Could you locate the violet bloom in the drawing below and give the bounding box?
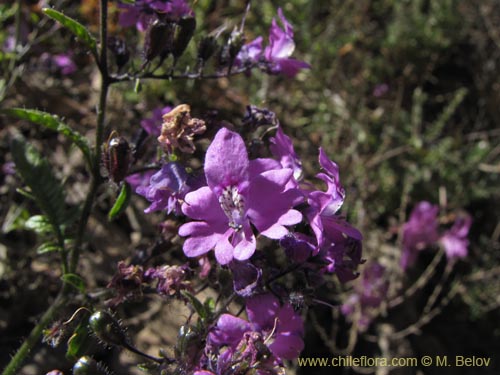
[305,148,347,247]
[270,126,303,182]
[246,293,304,360]
[179,128,302,265]
[141,106,172,136]
[341,262,389,331]
[235,36,263,68]
[439,214,472,260]
[52,54,77,75]
[401,201,439,270]
[118,0,193,31]
[264,8,310,77]
[136,162,189,214]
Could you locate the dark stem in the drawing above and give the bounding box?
[1,3,110,374]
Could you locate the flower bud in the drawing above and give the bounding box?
[219,28,245,68]
[107,37,129,69]
[197,36,218,62]
[89,311,128,347]
[144,20,175,62]
[72,356,109,375]
[102,133,131,183]
[172,16,196,59]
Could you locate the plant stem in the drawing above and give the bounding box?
[1,3,110,374]
[70,0,109,273]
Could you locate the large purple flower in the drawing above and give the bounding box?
[270,126,303,183]
[179,128,302,264]
[264,8,311,77]
[401,201,439,270]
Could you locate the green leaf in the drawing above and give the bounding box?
[61,273,86,293]
[4,108,92,168]
[11,138,68,235]
[66,322,92,360]
[42,8,98,59]
[37,241,63,254]
[181,291,208,321]
[108,182,131,221]
[25,215,53,234]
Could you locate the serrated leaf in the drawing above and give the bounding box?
[108,182,131,221]
[66,322,92,360]
[11,138,68,235]
[4,108,92,168]
[42,8,98,59]
[25,215,53,234]
[37,242,63,254]
[181,291,207,321]
[61,273,86,293]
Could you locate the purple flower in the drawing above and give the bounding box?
[270,126,303,182]
[118,0,193,31]
[305,148,346,247]
[246,293,304,360]
[143,264,191,296]
[317,216,363,282]
[373,83,389,98]
[52,54,77,75]
[205,294,304,373]
[229,261,262,297]
[235,36,263,67]
[439,214,472,260]
[263,8,310,77]
[401,202,439,270]
[141,106,172,136]
[136,162,189,214]
[341,262,389,331]
[179,128,302,265]
[125,170,155,191]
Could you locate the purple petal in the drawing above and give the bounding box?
[269,333,304,360]
[205,128,249,193]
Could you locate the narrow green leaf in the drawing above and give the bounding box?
[25,215,53,234]
[42,8,98,58]
[61,273,86,293]
[108,182,131,221]
[11,138,68,234]
[4,108,92,168]
[37,241,63,254]
[66,322,92,360]
[181,291,207,321]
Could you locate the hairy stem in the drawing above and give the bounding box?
[1,294,67,375]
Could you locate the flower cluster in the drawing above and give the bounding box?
[401,201,472,269]
[236,8,310,77]
[132,106,363,368]
[199,294,304,374]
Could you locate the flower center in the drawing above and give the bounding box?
[219,185,245,230]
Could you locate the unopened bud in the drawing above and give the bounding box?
[219,28,245,68]
[72,356,109,375]
[144,20,175,62]
[107,37,129,69]
[172,16,196,59]
[197,36,218,62]
[89,311,128,347]
[102,132,131,183]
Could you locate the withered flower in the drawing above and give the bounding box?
[158,104,206,154]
